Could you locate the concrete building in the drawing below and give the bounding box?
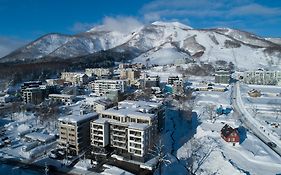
[85,98,114,113]
[49,94,75,105]
[85,68,112,79]
[144,75,160,88]
[61,72,88,86]
[215,70,230,84]
[120,69,141,83]
[243,70,281,86]
[91,100,165,162]
[58,113,98,155]
[92,79,127,96]
[22,87,43,104]
[46,79,64,86]
[21,82,52,104]
[168,76,180,85]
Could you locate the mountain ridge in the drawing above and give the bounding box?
[1,21,281,70]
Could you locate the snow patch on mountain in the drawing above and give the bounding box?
[133,42,190,65]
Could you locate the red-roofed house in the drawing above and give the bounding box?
[221,124,240,145]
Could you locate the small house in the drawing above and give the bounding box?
[221,124,240,145]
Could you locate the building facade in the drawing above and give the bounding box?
[85,68,112,79]
[90,100,165,162]
[61,72,88,85]
[92,79,127,96]
[215,70,230,84]
[243,70,281,86]
[58,113,98,155]
[49,94,75,105]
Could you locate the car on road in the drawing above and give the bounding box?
[267,142,277,148]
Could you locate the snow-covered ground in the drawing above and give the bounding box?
[240,84,281,142]
[159,80,281,175]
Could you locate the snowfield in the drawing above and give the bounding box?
[158,79,281,175]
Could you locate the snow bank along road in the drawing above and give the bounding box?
[233,82,281,157]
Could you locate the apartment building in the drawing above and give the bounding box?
[144,75,160,88]
[168,76,181,85]
[120,69,141,84]
[215,70,230,84]
[85,68,112,79]
[21,81,50,104]
[92,79,127,96]
[91,100,164,162]
[243,70,281,86]
[61,72,88,85]
[48,94,75,105]
[58,113,98,155]
[22,87,43,104]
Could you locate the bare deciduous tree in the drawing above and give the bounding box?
[150,139,171,175]
[203,104,216,121]
[186,138,218,175]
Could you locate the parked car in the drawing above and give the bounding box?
[267,142,277,148]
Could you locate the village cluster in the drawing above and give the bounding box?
[0,63,281,174]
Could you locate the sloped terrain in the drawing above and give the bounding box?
[1,21,281,70]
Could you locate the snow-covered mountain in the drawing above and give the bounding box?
[1,21,281,70]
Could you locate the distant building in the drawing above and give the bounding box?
[215,70,230,84]
[22,87,43,104]
[48,94,75,105]
[45,79,64,86]
[144,75,160,88]
[85,68,112,79]
[119,63,145,69]
[21,81,42,90]
[61,72,88,86]
[91,100,165,162]
[221,124,240,145]
[248,89,261,97]
[85,98,115,113]
[168,76,180,85]
[58,113,98,155]
[92,79,127,96]
[21,81,50,104]
[120,69,141,85]
[242,70,281,86]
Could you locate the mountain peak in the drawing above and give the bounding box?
[151,21,193,30]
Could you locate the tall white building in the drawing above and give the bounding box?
[243,70,281,85]
[92,80,127,96]
[90,100,164,162]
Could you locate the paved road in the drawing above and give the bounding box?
[232,82,281,157]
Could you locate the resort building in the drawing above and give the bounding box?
[58,113,98,155]
[90,100,165,162]
[242,70,281,86]
[92,79,127,96]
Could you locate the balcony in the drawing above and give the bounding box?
[92,131,103,136]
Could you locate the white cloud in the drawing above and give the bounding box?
[229,3,281,17]
[69,22,96,33]
[140,0,281,22]
[70,16,143,34]
[0,36,27,58]
[96,16,143,34]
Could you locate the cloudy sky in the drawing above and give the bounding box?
[0,0,281,57]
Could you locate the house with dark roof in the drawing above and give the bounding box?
[221,124,240,145]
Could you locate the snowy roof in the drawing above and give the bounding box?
[58,113,98,124]
[25,132,55,142]
[128,122,149,130]
[49,94,75,99]
[221,124,238,137]
[92,118,109,124]
[101,100,162,120]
